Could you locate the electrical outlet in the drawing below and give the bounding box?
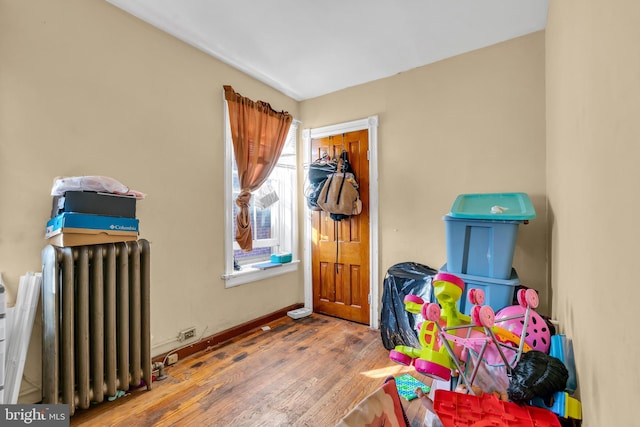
[167,353,179,365]
[178,327,196,342]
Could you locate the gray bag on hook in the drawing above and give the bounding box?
[317,172,361,216]
[316,151,362,219]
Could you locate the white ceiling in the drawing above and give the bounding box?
[106,0,549,101]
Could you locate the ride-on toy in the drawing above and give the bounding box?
[389,272,541,393]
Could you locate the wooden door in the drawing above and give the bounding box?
[311,129,370,324]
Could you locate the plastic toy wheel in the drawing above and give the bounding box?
[524,289,539,309]
[422,302,441,322]
[477,305,495,328]
[403,294,424,315]
[517,289,539,309]
[472,305,495,328]
[404,294,424,305]
[389,350,413,366]
[516,289,526,307]
[468,288,485,305]
[471,306,482,325]
[414,359,451,382]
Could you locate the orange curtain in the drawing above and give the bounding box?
[224,85,293,252]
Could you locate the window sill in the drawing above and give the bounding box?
[221,260,300,288]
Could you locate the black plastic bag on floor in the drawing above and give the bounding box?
[380,262,437,350]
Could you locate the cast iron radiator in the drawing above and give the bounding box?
[41,240,151,415]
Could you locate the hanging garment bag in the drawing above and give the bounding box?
[305,154,337,211]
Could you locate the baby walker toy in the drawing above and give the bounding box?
[389,272,541,393]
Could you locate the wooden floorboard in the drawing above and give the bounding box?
[70,314,429,427]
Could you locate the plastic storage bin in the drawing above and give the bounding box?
[449,192,536,221]
[440,264,519,315]
[444,215,523,279]
[270,253,292,263]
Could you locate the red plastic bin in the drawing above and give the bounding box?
[434,389,561,427]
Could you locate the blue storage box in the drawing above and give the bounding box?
[270,253,292,264]
[449,192,536,221]
[440,264,519,315]
[444,215,523,279]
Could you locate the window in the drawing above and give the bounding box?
[222,103,299,287]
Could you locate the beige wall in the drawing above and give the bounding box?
[546,1,640,425]
[302,31,548,312]
[1,0,302,402]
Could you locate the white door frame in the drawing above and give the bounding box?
[302,115,380,329]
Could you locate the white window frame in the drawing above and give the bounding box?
[221,99,299,288]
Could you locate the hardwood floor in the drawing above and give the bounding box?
[70,314,428,426]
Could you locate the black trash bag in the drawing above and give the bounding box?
[507,350,569,406]
[380,262,437,350]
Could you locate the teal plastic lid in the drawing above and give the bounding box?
[449,192,536,220]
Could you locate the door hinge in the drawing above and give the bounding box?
[368,294,371,305]
[367,149,370,161]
